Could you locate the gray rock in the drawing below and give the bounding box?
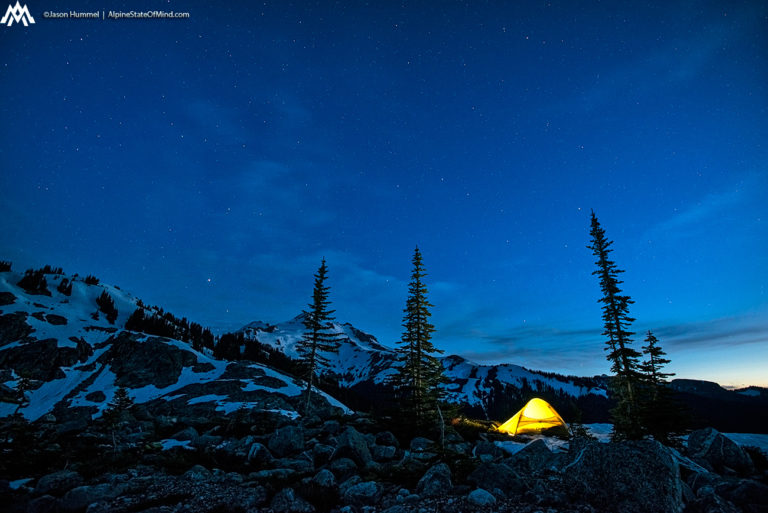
[311,469,337,489]
[342,480,382,507]
[381,506,409,513]
[171,426,199,442]
[687,428,755,475]
[371,444,397,461]
[376,431,399,448]
[312,443,335,465]
[268,425,305,457]
[247,441,275,464]
[59,484,121,513]
[507,438,556,473]
[717,478,768,511]
[474,440,504,461]
[467,462,526,497]
[691,485,740,513]
[27,495,58,513]
[34,470,83,496]
[248,468,297,482]
[339,475,363,495]
[322,419,341,435]
[467,488,496,507]
[417,463,452,497]
[183,464,212,481]
[564,439,684,513]
[333,426,372,466]
[410,437,433,452]
[275,457,314,472]
[328,457,358,479]
[271,487,315,513]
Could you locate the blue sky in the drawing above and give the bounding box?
[1,0,766,386]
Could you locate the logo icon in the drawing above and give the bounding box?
[1,1,35,26]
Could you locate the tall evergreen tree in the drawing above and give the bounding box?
[587,211,642,439]
[297,258,342,416]
[391,247,445,429]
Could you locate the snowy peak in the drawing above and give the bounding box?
[239,314,607,411]
[240,316,396,387]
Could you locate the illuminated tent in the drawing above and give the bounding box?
[497,398,570,436]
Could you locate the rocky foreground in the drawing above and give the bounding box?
[2,409,767,513]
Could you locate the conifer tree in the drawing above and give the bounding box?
[391,247,445,429]
[639,330,673,396]
[103,386,135,453]
[638,330,682,444]
[587,211,642,439]
[297,258,342,416]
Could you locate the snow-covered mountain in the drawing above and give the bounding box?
[0,269,347,423]
[240,315,607,415]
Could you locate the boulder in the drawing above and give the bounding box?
[27,495,58,513]
[410,437,433,452]
[342,480,382,507]
[376,431,399,448]
[327,458,358,480]
[467,488,497,507]
[321,419,341,435]
[416,463,452,497]
[563,439,684,513]
[507,438,557,473]
[247,441,275,465]
[304,469,339,510]
[372,444,397,461]
[312,443,335,465]
[183,464,212,481]
[34,470,83,496]
[171,426,199,442]
[467,462,526,498]
[271,487,315,513]
[59,484,121,513]
[275,457,314,473]
[333,426,372,466]
[688,485,741,513]
[687,428,755,475]
[268,425,305,457]
[716,478,768,512]
[474,440,504,461]
[311,469,337,489]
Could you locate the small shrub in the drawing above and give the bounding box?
[96,290,118,324]
[40,265,64,275]
[0,261,11,272]
[84,275,100,285]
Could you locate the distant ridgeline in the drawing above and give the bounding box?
[1,260,766,432]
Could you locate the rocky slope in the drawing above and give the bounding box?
[0,270,347,426]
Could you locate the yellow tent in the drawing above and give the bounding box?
[497,398,570,436]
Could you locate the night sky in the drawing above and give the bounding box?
[1,1,766,387]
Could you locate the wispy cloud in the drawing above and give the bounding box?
[647,188,742,239]
[444,309,768,379]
